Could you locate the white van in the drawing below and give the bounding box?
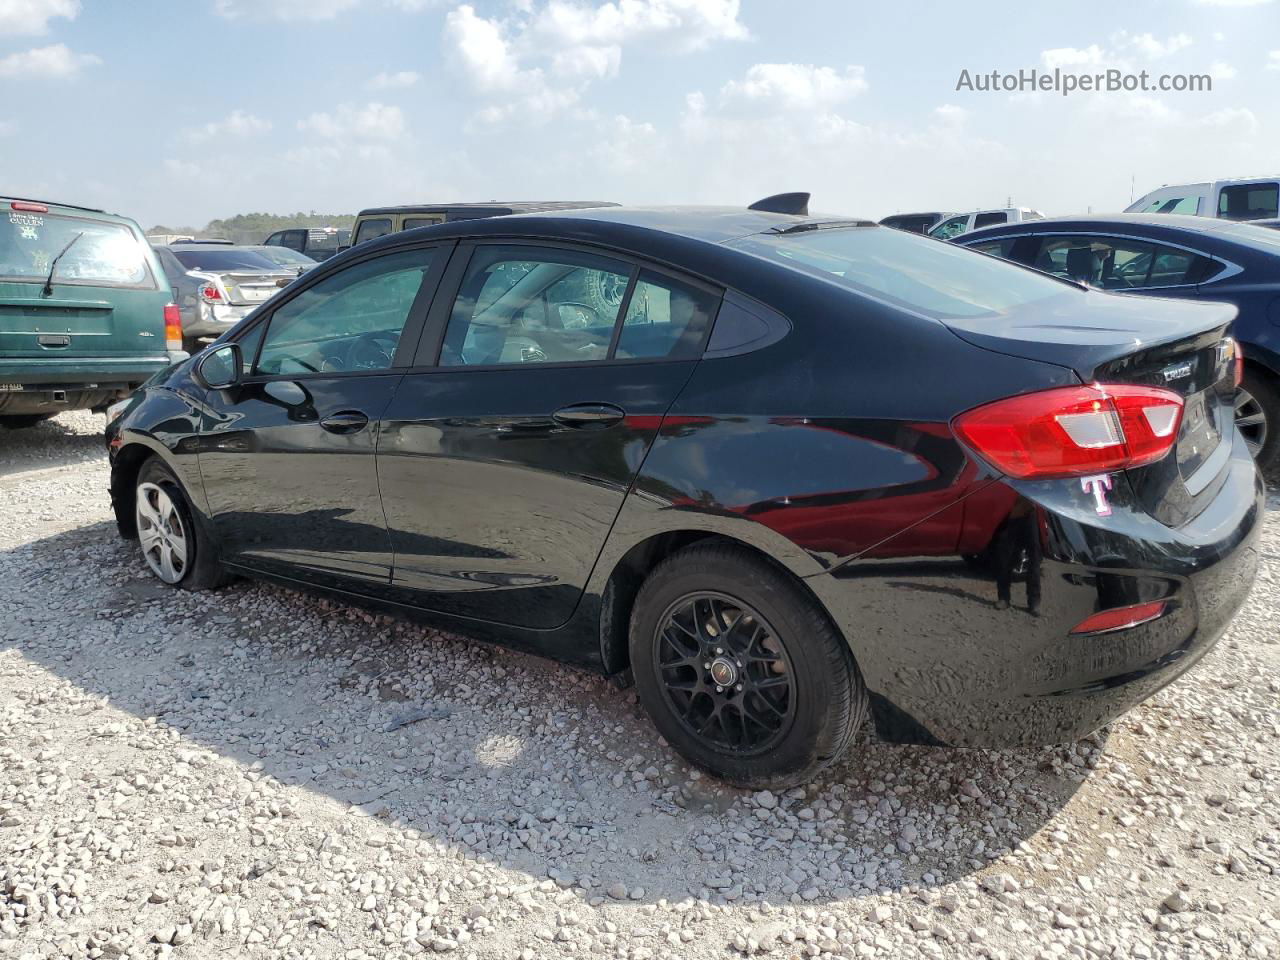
[1125,177,1280,221]
[928,207,1046,240]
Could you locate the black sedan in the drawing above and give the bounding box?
[954,213,1280,468]
[106,199,1263,787]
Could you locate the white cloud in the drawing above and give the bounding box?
[0,119,14,135]
[444,0,747,123]
[367,69,420,89]
[184,110,272,143]
[1200,106,1258,135]
[720,63,867,110]
[298,101,405,139]
[1126,32,1192,59]
[0,0,78,35]
[1041,45,1106,69]
[1209,61,1238,79]
[214,0,436,19]
[1193,0,1273,6]
[1267,50,1280,70]
[0,43,99,78]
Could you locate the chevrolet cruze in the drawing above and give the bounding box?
[106,196,1263,787]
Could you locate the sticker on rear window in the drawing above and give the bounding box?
[9,211,42,240]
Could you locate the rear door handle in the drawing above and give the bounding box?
[552,402,625,429]
[319,410,370,434]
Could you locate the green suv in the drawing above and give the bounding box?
[1,196,182,428]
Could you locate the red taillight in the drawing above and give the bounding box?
[164,303,183,351]
[952,384,1184,479]
[10,201,49,213]
[1070,600,1167,635]
[198,283,222,303]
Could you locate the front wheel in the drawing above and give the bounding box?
[1236,370,1279,470]
[629,544,867,788]
[134,457,228,590]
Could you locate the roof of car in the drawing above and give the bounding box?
[960,212,1263,239]
[357,201,620,217]
[4,196,116,217]
[488,205,876,242]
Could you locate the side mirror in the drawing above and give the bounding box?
[196,342,241,389]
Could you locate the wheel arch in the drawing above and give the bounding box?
[596,529,853,679]
[109,437,191,539]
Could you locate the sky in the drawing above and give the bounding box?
[1,0,1278,228]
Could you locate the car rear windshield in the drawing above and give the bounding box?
[1,210,151,287]
[306,230,349,252]
[172,249,282,271]
[728,225,1074,319]
[261,246,316,265]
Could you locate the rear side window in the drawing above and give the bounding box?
[440,245,631,366]
[1,211,151,288]
[1218,183,1278,221]
[615,270,717,360]
[404,216,446,230]
[730,225,1073,319]
[968,238,1017,259]
[973,212,1008,229]
[1032,236,1211,289]
[354,218,393,245]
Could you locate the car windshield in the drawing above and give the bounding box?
[172,248,282,271]
[260,246,316,266]
[306,230,349,253]
[729,225,1074,319]
[1,209,149,286]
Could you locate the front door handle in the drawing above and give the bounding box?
[319,410,369,434]
[552,402,625,429]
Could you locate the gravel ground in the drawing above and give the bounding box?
[1,410,1277,960]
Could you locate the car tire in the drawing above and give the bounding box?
[629,543,867,788]
[134,456,229,591]
[1237,370,1280,470]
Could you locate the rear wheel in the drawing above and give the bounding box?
[134,457,228,590]
[0,413,55,429]
[1236,369,1279,469]
[629,544,866,788]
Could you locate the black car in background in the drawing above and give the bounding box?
[878,211,950,234]
[262,227,350,261]
[106,202,1262,787]
[955,214,1280,468]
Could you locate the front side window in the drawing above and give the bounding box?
[929,215,970,239]
[0,211,150,287]
[440,246,632,366]
[354,218,393,245]
[731,225,1073,319]
[615,270,718,359]
[404,216,446,230]
[1032,236,1207,289]
[256,248,433,375]
[1218,183,1279,221]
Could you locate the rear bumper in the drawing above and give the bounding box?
[0,355,180,413]
[810,430,1264,747]
[183,302,255,340]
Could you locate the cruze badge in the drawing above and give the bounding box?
[1081,474,1114,517]
[1161,360,1194,382]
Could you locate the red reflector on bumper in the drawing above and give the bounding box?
[1070,600,1167,635]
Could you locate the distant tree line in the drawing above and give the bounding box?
[146,212,356,244]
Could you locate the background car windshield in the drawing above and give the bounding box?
[730,226,1073,318]
[1,211,148,286]
[172,248,281,271]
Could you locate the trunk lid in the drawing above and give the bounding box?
[943,291,1239,525]
[217,271,293,307]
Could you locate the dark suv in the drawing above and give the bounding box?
[262,227,350,262]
